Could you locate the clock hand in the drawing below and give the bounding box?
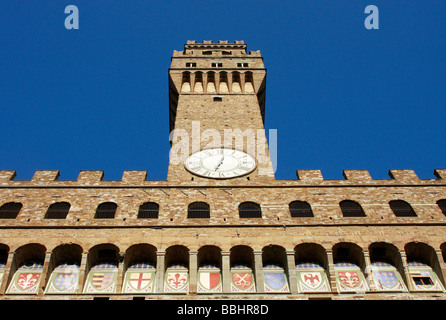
[214,155,225,171]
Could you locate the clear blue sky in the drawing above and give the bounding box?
[0,1,445,181]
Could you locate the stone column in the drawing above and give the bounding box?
[253,249,264,293]
[326,250,337,293]
[38,252,52,295]
[189,251,198,293]
[363,250,375,291]
[221,251,231,293]
[115,253,125,293]
[400,250,414,292]
[77,252,88,294]
[285,249,298,294]
[156,249,166,293]
[434,249,446,288]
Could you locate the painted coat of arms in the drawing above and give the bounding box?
[45,264,80,294]
[263,265,289,292]
[83,263,118,293]
[408,262,444,291]
[335,262,368,292]
[197,266,222,293]
[6,264,43,294]
[368,262,405,291]
[164,265,189,292]
[296,263,330,293]
[123,263,156,293]
[231,266,255,292]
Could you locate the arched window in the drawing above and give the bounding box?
[244,71,255,93]
[181,72,191,93]
[94,202,117,219]
[340,200,366,217]
[137,202,159,219]
[187,202,210,218]
[389,200,417,217]
[0,202,22,219]
[239,202,262,218]
[44,202,70,219]
[289,201,313,217]
[437,199,446,216]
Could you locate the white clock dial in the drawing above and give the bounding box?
[184,148,256,179]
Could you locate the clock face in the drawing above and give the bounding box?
[184,148,256,179]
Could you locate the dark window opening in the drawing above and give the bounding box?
[0,202,22,219]
[213,96,222,102]
[239,202,262,218]
[138,202,159,219]
[44,202,70,219]
[340,200,366,217]
[289,201,313,217]
[203,51,212,55]
[222,51,232,55]
[186,62,196,67]
[389,200,417,217]
[97,249,117,264]
[211,62,223,68]
[188,202,210,218]
[413,276,433,286]
[437,199,446,216]
[94,202,117,219]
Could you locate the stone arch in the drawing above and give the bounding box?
[206,71,216,93]
[244,71,254,93]
[6,243,46,294]
[294,243,328,269]
[262,244,287,268]
[50,244,83,269]
[165,245,189,269]
[44,244,83,294]
[87,243,120,270]
[332,242,365,267]
[405,242,439,268]
[294,243,331,293]
[198,245,222,268]
[230,245,254,268]
[13,243,46,269]
[181,71,191,93]
[219,71,229,93]
[231,71,242,93]
[194,71,204,93]
[405,242,445,290]
[124,243,157,270]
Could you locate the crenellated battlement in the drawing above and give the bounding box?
[0,169,445,186]
[172,40,262,57]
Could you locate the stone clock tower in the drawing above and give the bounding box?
[167,40,275,184]
[1,40,445,300]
